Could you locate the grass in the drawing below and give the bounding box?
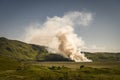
[0,37,70,62]
[0,37,120,80]
[34,61,120,69]
[0,56,120,80]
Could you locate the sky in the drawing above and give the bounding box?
[0,0,120,52]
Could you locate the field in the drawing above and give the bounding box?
[0,56,120,80]
[34,61,120,69]
[0,38,120,80]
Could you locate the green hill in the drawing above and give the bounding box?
[0,37,120,62]
[0,37,69,61]
[85,52,120,62]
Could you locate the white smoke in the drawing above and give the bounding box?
[24,11,92,62]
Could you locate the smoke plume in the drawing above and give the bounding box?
[24,11,92,62]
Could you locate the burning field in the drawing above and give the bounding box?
[24,11,92,62]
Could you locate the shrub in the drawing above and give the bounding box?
[80,65,85,69]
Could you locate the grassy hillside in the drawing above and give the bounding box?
[0,37,69,61]
[0,37,120,62]
[85,52,120,62]
[0,55,20,71]
[0,37,39,60]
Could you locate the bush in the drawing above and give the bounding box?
[80,65,85,69]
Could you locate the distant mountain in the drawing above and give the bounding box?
[0,37,120,62]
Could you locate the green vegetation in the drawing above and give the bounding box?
[0,37,69,61]
[0,37,120,62]
[85,52,120,62]
[0,57,120,80]
[0,37,38,60]
[0,37,120,80]
[0,55,19,71]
